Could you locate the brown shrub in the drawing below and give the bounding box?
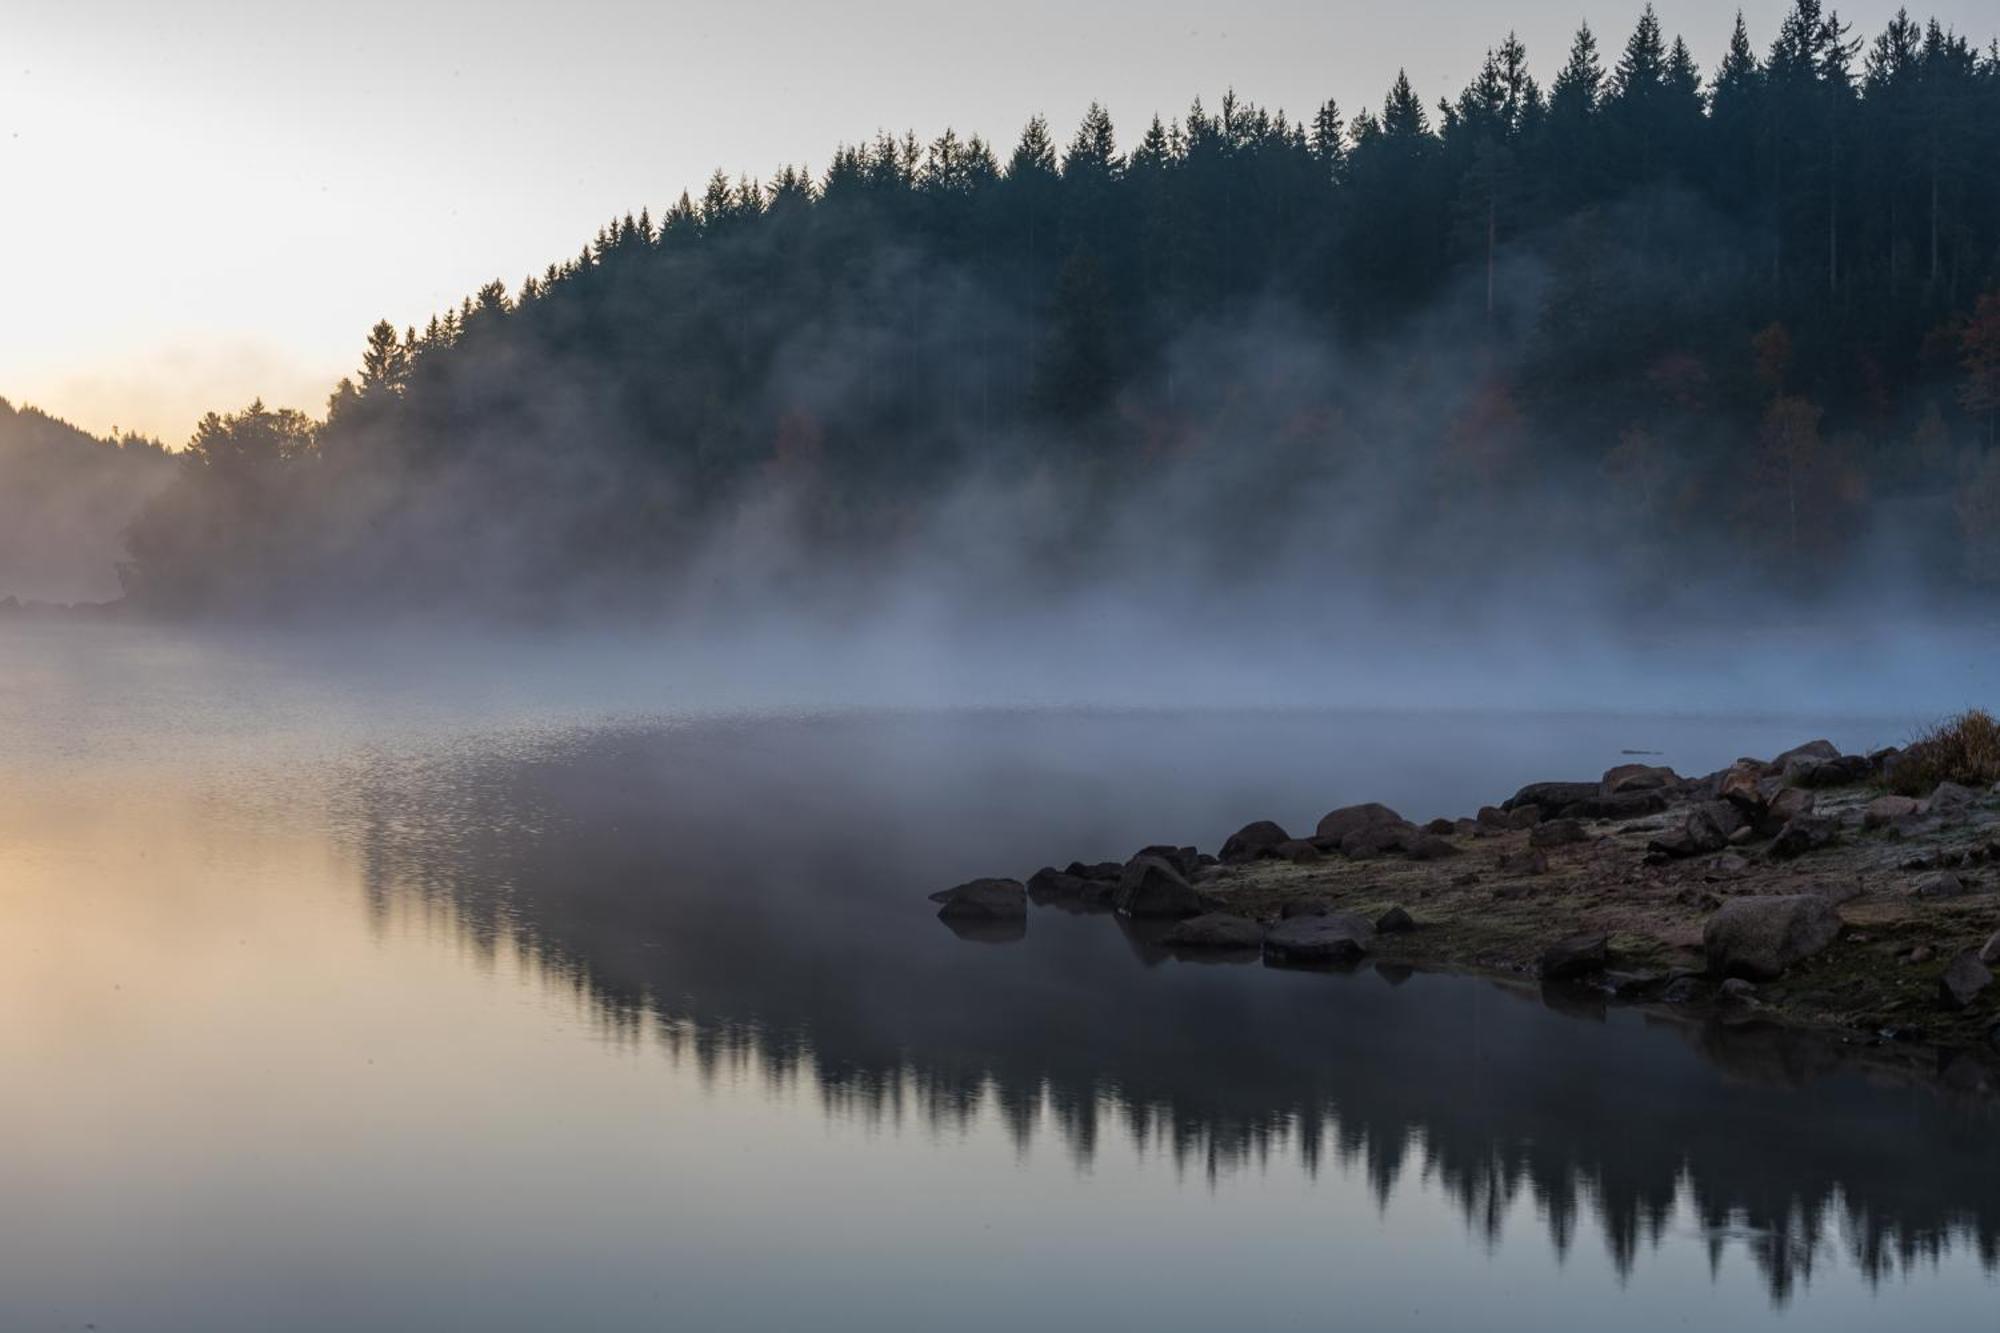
[1891,709,2000,796]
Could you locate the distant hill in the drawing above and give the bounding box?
[0,398,174,603]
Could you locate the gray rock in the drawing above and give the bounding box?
[1661,977,1701,1004]
[1558,790,1670,820]
[1314,803,1406,843]
[1926,782,1981,816]
[930,877,1028,921]
[1863,794,1923,828]
[1280,899,1336,919]
[1766,740,1840,775]
[1910,871,1968,899]
[1219,820,1291,864]
[1065,861,1124,881]
[1497,848,1548,876]
[1759,786,1817,836]
[1114,856,1207,919]
[1703,894,1843,980]
[1768,814,1838,860]
[1530,818,1588,849]
[1649,803,1740,860]
[1134,844,1203,878]
[1982,931,2000,967]
[1718,977,1759,1003]
[1403,833,1460,861]
[1504,781,1599,812]
[1274,839,1323,864]
[1162,912,1265,950]
[1717,762,1768,814]
[1938,950,1994,1010]
[1026,867,1114,906]
[1375,905,1416,934]
[1340,821,1421,859]
[1263,912,1375,965]
[1601,763,1678,795]
[1539,932,1610,980]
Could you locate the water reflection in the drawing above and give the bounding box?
[333,714,2000,1305]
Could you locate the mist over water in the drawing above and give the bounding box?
[1,625,1996,1332]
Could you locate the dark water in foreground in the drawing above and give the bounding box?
[0,626,1995,1331]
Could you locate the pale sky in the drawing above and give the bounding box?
[5,0,1992,444]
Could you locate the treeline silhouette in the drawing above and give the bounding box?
[0,399,170,604]
[121,1,2000,616]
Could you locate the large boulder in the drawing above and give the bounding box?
[1601,763,1677,795]
[1540,933,1610,980]
[1026,866,1116,906]
[1263,912,1375,965]
[1716,761,1768,814]
[930,878,1028,921]
[1703,894,1843,980]
[1314,803,1405,843]
[1766,740,1840,775]
[1503,781,1600,812]
[1162,912,1265,950]
[1756,786,1816,838]
[1925,782,1981,817]
[1938,950,1994,1010]
[1558,790,1670,820]
[1114,856,1207,918]
[1219,820,1291,864]
[1340,820,1421,859]
[1650,802,1744,860]
[1131,844,1203,879]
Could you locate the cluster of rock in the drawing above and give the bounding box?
[928,735,2000,1039]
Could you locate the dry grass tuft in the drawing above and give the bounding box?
[1890,709,2000,796]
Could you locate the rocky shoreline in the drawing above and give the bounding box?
[932,738,2000,1058]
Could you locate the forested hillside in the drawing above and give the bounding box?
[0,400,171,603]
[120,2,2000,618]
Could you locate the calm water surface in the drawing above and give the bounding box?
[0,623,1995,1331]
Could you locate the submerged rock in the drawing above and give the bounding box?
[1539,933,1609,980]
[1938,951,1994,1010]
[930,878,1028,921]
[1115,856,1208,918]
[1263,912,1375,965]
[1703,894,1842,980]
[1161,912,1265,950]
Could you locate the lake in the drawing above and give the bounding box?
[0,622,1994,1331]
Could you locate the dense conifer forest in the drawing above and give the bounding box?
[109,2,2000,617]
